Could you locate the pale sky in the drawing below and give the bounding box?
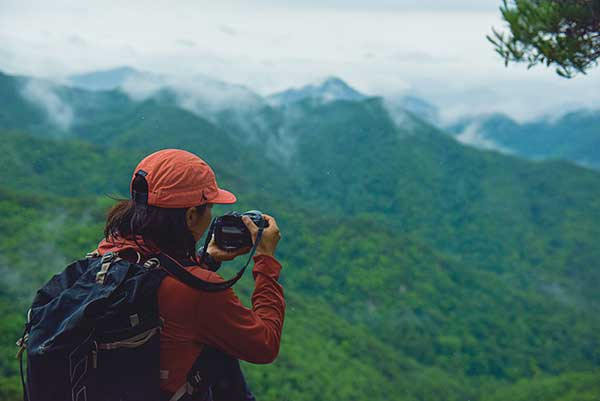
[1,0,599,122]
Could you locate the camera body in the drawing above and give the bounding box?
[213,210,268,251]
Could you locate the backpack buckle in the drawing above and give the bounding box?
[189,371,203,387]
[15,333,28,359]
[101,252,115,264]
[143,257,160,269]
[86,250,100,259]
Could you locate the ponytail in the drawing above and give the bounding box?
[104,200,206,258]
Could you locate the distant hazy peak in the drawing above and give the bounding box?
[68,66,142,91]
[65,67,266,116]
[267,76,367,106]
[445,109,600,170]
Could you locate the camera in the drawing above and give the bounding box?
[213,210,269,251]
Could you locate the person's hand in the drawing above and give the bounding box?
[206,238,251,262]
[242,214,281,258]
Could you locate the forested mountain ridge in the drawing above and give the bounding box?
[1,70,599,400]
[213,96,600,304]
[448,111,600,170]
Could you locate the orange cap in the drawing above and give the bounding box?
[131,149,236,208]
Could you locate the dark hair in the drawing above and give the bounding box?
[104,175,207,258]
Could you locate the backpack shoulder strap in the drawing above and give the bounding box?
[157,254,243,292]
[158,222,265,293]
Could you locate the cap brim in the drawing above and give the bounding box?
[209,188,237,204]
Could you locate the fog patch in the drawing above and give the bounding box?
[455,122,512,154]
[0,211,71,297]
[175,76,264,115]
[267,106,305,162]
[383,97,431,135]
[268,126,298,163]
[121,72,264,116]
[120,72,166,101]
[538,281,583,309]
[21,79,74,130]
[385,104,420,131]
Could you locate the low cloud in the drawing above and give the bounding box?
[21,79,74,130]
[455,122,512,154]
[383,99,426,133]
[121,71,265,116]
[119,72,165,101]
[174,77,263,114]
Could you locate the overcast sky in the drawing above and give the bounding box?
[1,0,599,122]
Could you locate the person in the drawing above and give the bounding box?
[94,148,285,400]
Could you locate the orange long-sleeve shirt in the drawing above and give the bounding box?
[96,239,286,393]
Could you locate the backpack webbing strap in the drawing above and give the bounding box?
[17,325,29,401]
[158,253,242,292]
[96,252,120,285]
[168,382,195,401]
[97,326,160,350]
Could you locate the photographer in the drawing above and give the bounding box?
[96,149,285,400]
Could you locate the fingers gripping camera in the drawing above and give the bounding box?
[214,210,269,251]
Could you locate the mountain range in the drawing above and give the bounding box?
[1,68,599,401]
[449,111,600,170]
[66,66,600,170]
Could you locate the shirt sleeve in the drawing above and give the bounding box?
[194,255,286,364]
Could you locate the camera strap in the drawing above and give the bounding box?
[159,219,265,292]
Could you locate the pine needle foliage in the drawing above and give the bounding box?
[488,0,600,77]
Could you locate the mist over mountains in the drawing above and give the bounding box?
[449,111,600,170]
[1,67,600,400]
[22,66,596,171]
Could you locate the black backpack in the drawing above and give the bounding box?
[17,250,256,401]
